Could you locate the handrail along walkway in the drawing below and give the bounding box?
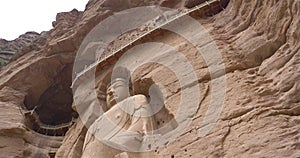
[71,0,222,88]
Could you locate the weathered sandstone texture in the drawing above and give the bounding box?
[0,0,299,158]
[0,31,46,67]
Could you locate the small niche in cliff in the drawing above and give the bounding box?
[24,64,78,136]
[49,153,55,158]
[186,0,230,17]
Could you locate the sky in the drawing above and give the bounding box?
[0,0,89,40]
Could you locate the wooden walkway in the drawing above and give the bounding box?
[24,109,75,136]
[71,0,224,88]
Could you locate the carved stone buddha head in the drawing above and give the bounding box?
[106,78,130,109]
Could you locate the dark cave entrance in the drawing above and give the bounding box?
[36,82,74,126]
[23,64,78,136]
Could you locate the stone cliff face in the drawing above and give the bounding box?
[0,31,46,67]
[0,9,83,158]
[0,32,41,52]
[0,0,299,158]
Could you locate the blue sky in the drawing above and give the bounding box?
[0,0,89,40]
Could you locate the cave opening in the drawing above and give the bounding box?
[23,64,78,136]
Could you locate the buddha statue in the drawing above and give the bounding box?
[82,76,177,158]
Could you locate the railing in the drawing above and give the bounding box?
[71,0,222,88]
[25,110,74,131]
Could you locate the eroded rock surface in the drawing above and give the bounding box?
[0,31,47,67]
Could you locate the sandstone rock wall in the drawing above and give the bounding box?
[0,31,46,68]
[0,8,82,158]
